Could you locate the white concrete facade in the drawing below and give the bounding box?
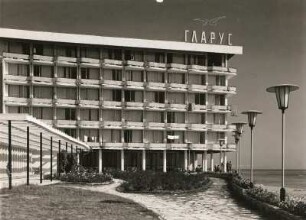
[0,29,241,171]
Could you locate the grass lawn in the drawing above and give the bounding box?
[0,184,159,220]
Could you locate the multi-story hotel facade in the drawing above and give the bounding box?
[0,28,243,173]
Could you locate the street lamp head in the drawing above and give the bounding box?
[266,84,299,112]
[232,131,240,144]
[241,110,262,128]
[232,122,247,135]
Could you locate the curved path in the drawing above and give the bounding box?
[67,178,265,220]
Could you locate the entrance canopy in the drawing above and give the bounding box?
[0,114,90,151]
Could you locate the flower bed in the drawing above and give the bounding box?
[59,165,112,184]
[229,175,306,219]
[109,170,211,193]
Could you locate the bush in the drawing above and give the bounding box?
[230,174,306,218]
[117,171,210,192]
[60,165,112,183]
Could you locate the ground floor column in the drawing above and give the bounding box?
[163,150,167,173]
[202,151,207,172]
[121,149,125,171]
[210,153,214,172]
[142,150,146,171]
[193,152,197,171]
[184,150,188,171]
[98,149,102,173]
[223,153,227,173]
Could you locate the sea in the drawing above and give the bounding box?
[240,169,306,189]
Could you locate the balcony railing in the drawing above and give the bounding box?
[103,59,123,69]
[3,53,30,63]
[4,75,28,85]
[56,99,77,107]
[188,65,207,73]
[4,97,28,106]
[188,124,207,131]
[146,62,167,71]
[78,120,100,128]
[167,63,187,72]
[146,122,165,129]
[166,143,187,150]
[125,102,144,109]
[125,60,144,70]
[31,98,53,106]
[188,84,208,92]
[33,55,54,65]
[103,80,123,88]
[79,79,100,88]
[166,123,186,130]
[80,57,100,68]
[125,121,144,129]
[145,102,165,111]
[167,83,188,91]
[32,76,53,85]
[168,103,187,111]
[55,77,77,86]
[79,100,99,108]
[57,56,77,66]
[125,81,144,90]
[56,120,77,128]
[103,121,122,128]
[103,101,122,109]
[146,82,166,91]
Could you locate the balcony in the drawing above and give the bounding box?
[146,122,165,130]
[191,144,207,150]
[124,102,144,110]
[125,81,144,90]
[167,63,187,73]
[31,98,53,106]
[56,99,77,107]
[4,75,28,85]
[166,123,186,130]
[3,52,30,63]
[211,105,230,112]
[192,104,207,112]
[102,80,123,89]
[56,120,77,128]
[207,66,237,78]
[79,100,99,108]
[78,120,100,128]
[188,124,207,131]
[33,55,54,65]
[125,121,144,129]
[103,142,124,149]
[4,97,28,106]
[145,102,165,111]
[57,56,77,66]
[211,124,227,131]
[188,65,207,74]
[125,60,144,70]
[166,143,187,150]
[146,62,167,72]
[80,57,100,68]
[123,143,145,150]
[79,79,100,88]
[41,120,53,126]
[145,82,166,91]
[188,84,208,92]
[32,76,53,86]
[167,103,187,111]
[55,77,77,86]
[103,59,123,69]
[167,83,188,92]
[103,101,122,109]
[103,121,122,129]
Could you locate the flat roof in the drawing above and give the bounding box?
[0,28,243,55]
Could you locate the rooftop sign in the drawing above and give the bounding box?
[184,30,233,46]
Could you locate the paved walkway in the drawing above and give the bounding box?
[66,178,265,220]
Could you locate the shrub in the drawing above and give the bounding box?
[60,165,112,183]
[118,171,210,192]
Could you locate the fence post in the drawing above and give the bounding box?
[40,132,43,184]
[27,126,30,185]
[58,140,61,176]
[50,136,53,182]
[8,120,12,189]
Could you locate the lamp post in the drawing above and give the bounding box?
[232,122,247,174]
[241,110,262,183]
[266,84,299,201]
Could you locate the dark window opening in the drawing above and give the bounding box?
[195,93,206,105]
[207,53,223,67]
[125,90,135,102]
[124,130,133,143]
[154,92,165,103]
[167,112,175,123]
[33,44,44,55]
[112,90,122,102]
[112,70,122,81]
[64,108,76,120]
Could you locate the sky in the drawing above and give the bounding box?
[0,0,305,169]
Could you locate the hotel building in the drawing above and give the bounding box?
[0,28,243,172]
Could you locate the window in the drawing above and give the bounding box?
[8,85,29,98]
[125,50,134,60]
[33,44,44,55]
[201,75,206,85]
[112,70,122,81]
[207,53,223,67]
[114,49,122,60]
[155,52,165,63]
[167,53,173,63]
[124,130,133,143]
[216,76,225,86]
[154,92,164,103]
[112,90,122,101]
[63,129,76,138]
[200,132,206,144]
[81,68,89,79]
[34,66,41,77]
[201,113,206,124]
[125,90,135,102]
[167,131,175,143]
[33,107,53,120]
[195,93,206,105]
[215,95,225,105]
[8,64,29,76]
[65,47,77,57]
[21,43,30,54]
[167,112,175,123]
[64,108,76,120]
